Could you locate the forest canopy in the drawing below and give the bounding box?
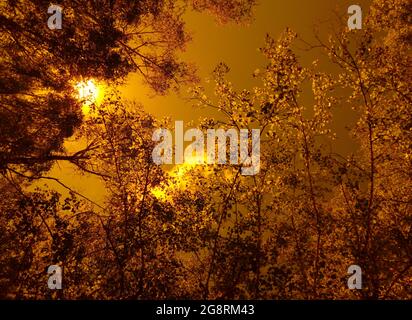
[0,0,410,300]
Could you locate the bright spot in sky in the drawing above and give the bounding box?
[75,79,102,114]
[150,154,212,201]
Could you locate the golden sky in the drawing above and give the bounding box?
[38,0,372,204]
[121,0,371,120]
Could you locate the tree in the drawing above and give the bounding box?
[186,29,337,299]
[0,0,257,299]
[0,0,256,177]
[181,0,411,299]
[1,0,410,300]
[0,180,100,299]
[313,0,412,298]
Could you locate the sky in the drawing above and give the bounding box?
[121,0,371,120]
[37,0,372,204]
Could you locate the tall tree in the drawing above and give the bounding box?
[0,0,256,177]
[182,0,411,299]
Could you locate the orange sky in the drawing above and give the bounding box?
[35,0,372,204]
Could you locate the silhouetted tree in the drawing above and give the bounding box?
[0,0,255,176]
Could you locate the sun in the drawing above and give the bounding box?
[76,79,99,102]
[75,79,103,114]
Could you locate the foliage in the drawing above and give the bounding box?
[0,0,410,299]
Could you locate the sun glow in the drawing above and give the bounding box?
[150,154,212,201]
[75,79,103,114]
